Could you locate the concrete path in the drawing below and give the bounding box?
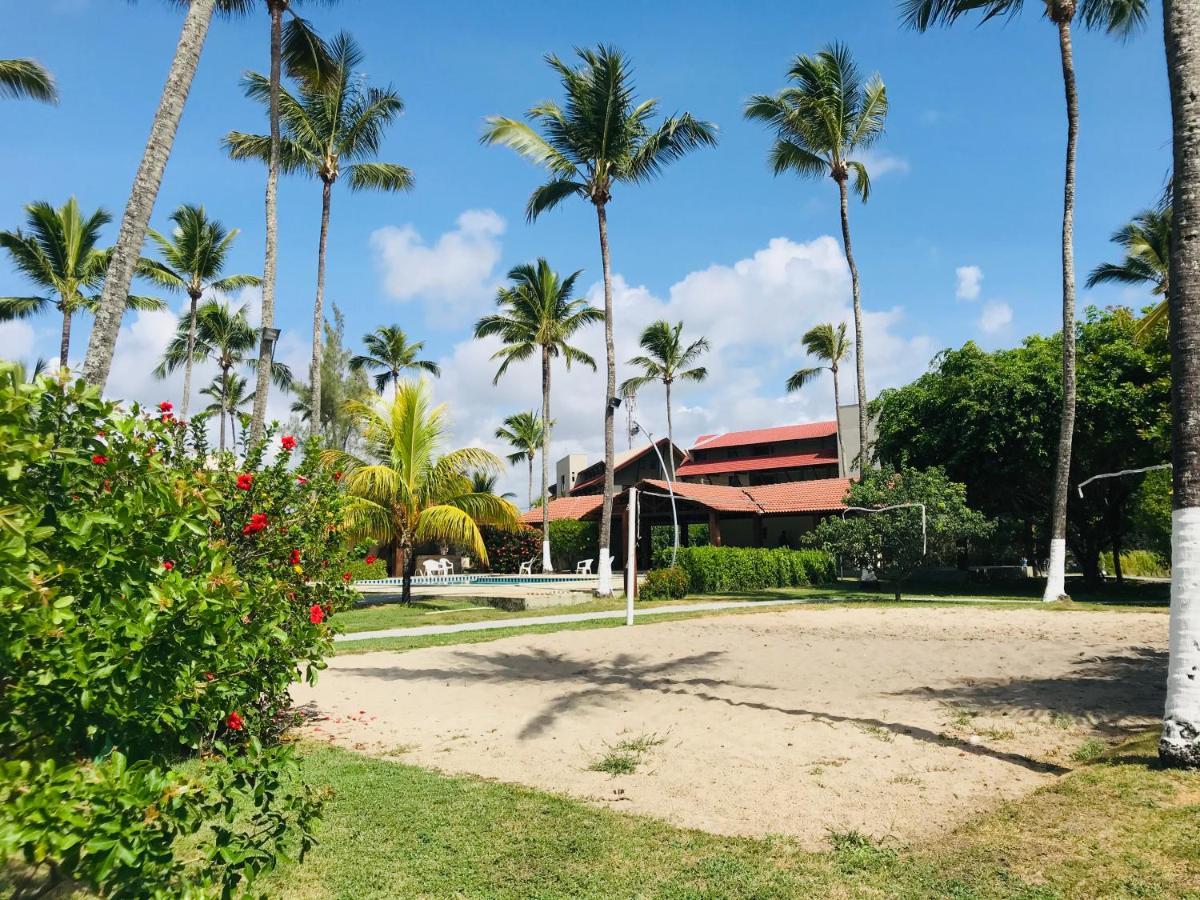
[334,595,1037,643]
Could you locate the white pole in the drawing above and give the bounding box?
[625,487,637,625]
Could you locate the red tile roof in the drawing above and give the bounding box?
[519,495,603,525]
[568,437,678,495]
[675,450,837,478]
[640,479,761,513]
[691,420,837,450]
[640,477,851,515]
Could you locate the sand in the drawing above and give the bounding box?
[292,605,1168,846]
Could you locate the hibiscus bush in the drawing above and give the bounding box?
[0,370,355,896]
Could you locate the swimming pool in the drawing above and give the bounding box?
[355,573,599,588]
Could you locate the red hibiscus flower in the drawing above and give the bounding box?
[162,560,174,571]
[296,475,309,485]
[365,554,377,565]
[242,513,268,535]
[281,435,297,451]
[91,454,108,465]
[309,604,325,624]
[236,473,253,491]
[225,711,244,731]
[342,572,352,583]
[333,470,343,481]
[159,401,173,413]
[161,413,174,424]
[204,672,215,682]
[290,548,301,565]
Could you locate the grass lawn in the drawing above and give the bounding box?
[266,730,1200,899]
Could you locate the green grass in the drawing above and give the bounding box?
[588,732,668,775]
[265,730,1200,898]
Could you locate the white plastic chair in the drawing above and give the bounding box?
[575,558,594,575]
[518,557,536,575]
[421,559,442,576]
[437,557,454,575]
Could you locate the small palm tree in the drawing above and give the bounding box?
[495,411,546,510]
[323,381,518,604]
[785,322,851,476]
[745,44,886,469]
[350,325,440,396]
[482,45,717,592]
[199,370,255,449]
[1087,203,1171,339]
[141,204,261,417]
[0,198,164,368]
[226,31,414,438]
[0,58,57,102]
[474,259,602,570]
[471,470,517,502]
[618,321,709,478]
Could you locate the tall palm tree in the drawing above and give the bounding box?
[618,321,709,478]
[0,198,164,368]
[495,410,546,510]
[323,380,518,604]
[899,1,1148,603]
[350,325,440,396]
[785,322,851,476]
[483,46,716,593]
[474,259,602,571]
[1087,202,1171,338]
[140,204,261,417]
[1161,0,1200,769]
[745,44,886,475]
[226,31,414,439]
[0,58,57,102]
[471,470,517,502]
[199,370,254,449]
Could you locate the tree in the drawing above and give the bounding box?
[0,198,164,368]
[289,305,373,450]
[495,410,546,510]
[198,370,254,449]
[0,58,57,102]
[474,259,602,571]
[745,44,887,474]
[350,325,440,396]
[471,470,517,502]
[1087,200,1172,338]
[482,45,717,594]
[226,31,413,439]
[322,381,519,604]
[1161,0,1200,769]
[807,465,992,600]
[900,1,1148,602]
[618,320,709,478]
[785,321,850,476]
[140,204,261,417]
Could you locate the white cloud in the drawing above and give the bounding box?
[955,265,983,301]
[979,300,1013,335]
[856,150,910,178]
[0,320,37,366]
[370,209,506,320]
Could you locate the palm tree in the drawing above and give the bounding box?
[618,321,709,478]
[0,198,164,368]
[471,470,517,502]
[0,58,57,102]
[745,44,886,475]
[899,1,1148,604]
[350,325,440,396]
[199,370,255,449]
[226,31,413,439]
[474,259,602,571]
[1087,202,1171,339]
[495,410,546,510]
[1161,0,1200,769]
[482,45,716,593]
[785,322,851,476]
[323,380,518,604]
[140,204,261,417]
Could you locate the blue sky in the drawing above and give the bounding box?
[1,0,1172,496]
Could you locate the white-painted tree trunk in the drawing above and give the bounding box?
[1161,509,1200,765]
[597,548,612,595]
[542,538,552,573]
[1042,537,1068,601]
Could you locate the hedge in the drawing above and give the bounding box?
[480,524,542,573]
[653,545,837,594]
[640,566,689,601]
[548,519,597,569]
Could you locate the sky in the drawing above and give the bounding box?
[1,0,1173,501]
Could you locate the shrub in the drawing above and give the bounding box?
[0,372,354,896]
[640,566,690,601]
[654,545,836,593]
[480,523,542,572]
[548,519,597,569]
[346,554,389,581]
[1099,549,1170,579]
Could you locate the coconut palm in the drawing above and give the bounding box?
[350,325,440,396]
[474,259,602,570]
[226,31,413,439]
[0,58,57,102]
[1087,203,1171,339]
[471,470,517,502]
[199,370,255,449]
[482,45,716,593]
[899,1,1148,603]
[495,411,546,510]
[0,198,164,368]
[323,380,519,604]
[140,204,261,417]
[745,44,886,474]
[785,322,851,476]
[618,321,709,478]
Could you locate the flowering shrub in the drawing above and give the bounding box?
[0,371,354,895]
[479,523,542,572]
[639,566,690,601]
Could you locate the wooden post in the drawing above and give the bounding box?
[709,511,722,547]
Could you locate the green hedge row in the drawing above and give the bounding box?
[654,545,837,594]
[640,566,690,601]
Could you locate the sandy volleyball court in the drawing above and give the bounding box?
[293,606,1167,846]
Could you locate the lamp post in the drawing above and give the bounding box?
[631,420,680,568]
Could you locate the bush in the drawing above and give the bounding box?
[1099,549,1170,578]
[480,523,542,572]
[0,372,354,896]
[346,554,389,581]
[654,545,837,594]
[548,519,597,569]
[640,566,689,600]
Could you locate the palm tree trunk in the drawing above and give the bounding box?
[219,365,229,452]
[1042,17,1080,603]
[595,201,617,595]
[527,456,534,510]
[58,306,71,370]
[836,176,868,475]
[832,363,846,478]
[665,378,675,480]
[180,291,200,418]
[309,178,333,439]
[1160,0,1200,769]
[81,0,216,389]
[541,344,553,572]
[248,1,284,446]
[400,537,416,606]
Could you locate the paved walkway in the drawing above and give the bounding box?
[335,595,1037,643]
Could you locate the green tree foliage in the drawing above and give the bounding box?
[655,546,837,594]
[806,466,992,600]
[350,325,440,396]
[291,305,373,450]
[548,519,598,569]
[0,58,57,103]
